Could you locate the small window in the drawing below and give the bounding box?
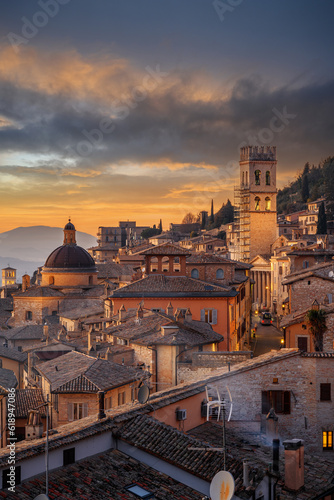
[191,268,199,279]
[255,197,260,211]
[320,383,331,401]
[25,311,32,320]
[105,396,112,410]
[255,170,261,185]
[303,260,309,269]
[323,431,333,450]
[201,309,217,325]
[118,392,125,405]
[262,390,291,414]
[63,447,75,466]
[266,170,271,185]
[216,268,224,279]
[265,197,271,211]
[68,402,88,421]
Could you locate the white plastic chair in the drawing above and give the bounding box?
[205,386,223,421]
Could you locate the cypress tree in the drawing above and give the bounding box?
[210,199,214,224]
[317,201,327,234]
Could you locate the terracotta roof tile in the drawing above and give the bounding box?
[15,389,46,418]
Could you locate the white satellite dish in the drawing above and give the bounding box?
[138,384,150,404]
[33,495,50,500]
[329,271,334,278]
[210,470,235,500]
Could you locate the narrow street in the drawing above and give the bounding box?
[251,315,283,357]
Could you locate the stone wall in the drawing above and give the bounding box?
[291,276,334,313]
[177,351,252,385]
[210,354,334,454]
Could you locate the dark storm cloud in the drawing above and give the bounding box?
[0,64,333,173]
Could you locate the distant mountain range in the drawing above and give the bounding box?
[0,226,96,282]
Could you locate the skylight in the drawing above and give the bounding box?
[125,484,154,498]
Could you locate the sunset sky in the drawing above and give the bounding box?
[0,0,333,235]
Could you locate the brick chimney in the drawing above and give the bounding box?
[175,310,184,324]
[22,274,30,292]
[119,304,126,323]
[283,439,304,491]
[185,308,192,322]
[166,301,173,317]
[137,304,144,319]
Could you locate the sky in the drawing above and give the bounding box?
[0,0,333,235]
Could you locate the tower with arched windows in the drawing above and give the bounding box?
[237,146,277,261]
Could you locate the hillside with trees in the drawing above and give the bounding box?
[277,156,334,216]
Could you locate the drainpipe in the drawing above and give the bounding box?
[147,346,158,392]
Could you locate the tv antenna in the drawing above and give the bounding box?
[189,386,233,472]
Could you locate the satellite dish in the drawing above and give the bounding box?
[138,384,150,404]
[210,471,235,500]
[329,271,334,278]
[33,495,50,500]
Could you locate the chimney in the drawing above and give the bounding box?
[119,304,126,323]
[166,301,173,317]
[283,439,304,491]
[243,460,249,487]
[185,308,192,322]
[137,304,144,319]
[43,323,49,345]
[88,325,96,351]
[22,274,30,292]
[97,391,106,419]
[273,439,280,473]
[175,310,184,324]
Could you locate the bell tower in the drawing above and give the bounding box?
[63,218,76,246]
[237,146,277,261]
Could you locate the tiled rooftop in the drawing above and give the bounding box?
[1,448,204,499]
[140,242,191,255]
[0,345,28,362]
[0,324,58,341]
[105,309,222,346]
[37,350,142,392]
[110,274,236,297]
[96,262,135,279]
[0,368,18,391]
[13,286,64,298]
[15,389,46,418]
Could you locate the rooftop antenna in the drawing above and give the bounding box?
[189,385,234,497]
[33,394,50,500]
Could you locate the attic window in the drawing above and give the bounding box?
[125,484,154,498]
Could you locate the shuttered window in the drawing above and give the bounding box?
[201,309,217,325]
[261,391,291,414]
[320,383,331,401]
[68,402,88,421]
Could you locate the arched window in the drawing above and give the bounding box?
[49,276,54,285]
[245,171,248,186]
[266,171,271,185]
[242,172,245,186]
[191,268,199,279]
[255,170,261,185]
[303,260,309,269]
[265,197,271,211]
[216,268,224,279]
[255,197,260,211]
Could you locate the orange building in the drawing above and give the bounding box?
[107,243,252,351]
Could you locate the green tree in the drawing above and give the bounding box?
[316,201,327,234]
[305,308,327,351]
[210,199,214,224]
[217,230,226,240]
[303,162,310,176]
[141,227,160,239]
[301,174,309,202]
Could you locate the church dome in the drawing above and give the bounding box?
[43,219,96,270]
[44,245,95,269]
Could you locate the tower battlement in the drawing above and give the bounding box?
[240,146,276,162]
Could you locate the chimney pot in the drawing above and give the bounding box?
[243,460,249,487]
[283,439,304,491]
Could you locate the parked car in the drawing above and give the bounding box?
[261,312,273,325]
